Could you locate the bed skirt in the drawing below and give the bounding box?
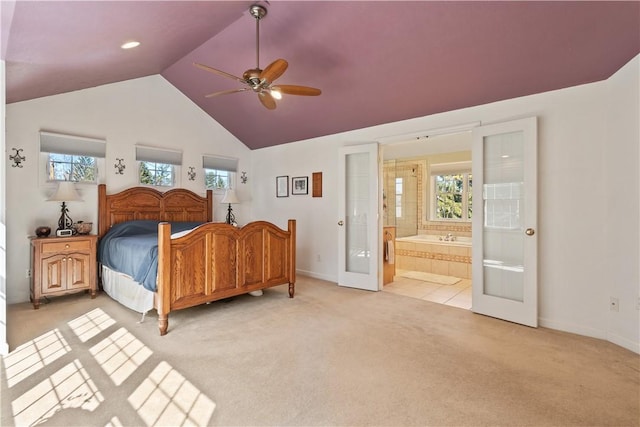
[101,265,154,314]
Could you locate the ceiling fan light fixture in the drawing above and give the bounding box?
[270,89,282,100]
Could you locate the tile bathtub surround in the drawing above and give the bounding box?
[395,239,471,279]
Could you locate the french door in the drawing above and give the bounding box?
[337,143,381,291]
[472,117,538,327]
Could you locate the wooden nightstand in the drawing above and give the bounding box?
[30,234,97,309]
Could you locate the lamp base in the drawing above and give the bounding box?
[225,203,236,225]
[57,201,74,231]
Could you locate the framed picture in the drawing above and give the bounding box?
[292,176,308,195]
[276,175,289,197]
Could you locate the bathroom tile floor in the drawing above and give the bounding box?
[383,273,472,310]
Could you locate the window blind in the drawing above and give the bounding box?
[40,131,106,157]
[202,155,238,172]
[135,145,182,165]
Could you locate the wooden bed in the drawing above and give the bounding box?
[97,184,296,335]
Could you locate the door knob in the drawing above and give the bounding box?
[525,228,535,236]
[338,220,344,226]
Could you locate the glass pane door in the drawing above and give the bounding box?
[338,143,380,291]
[472,117,537,327]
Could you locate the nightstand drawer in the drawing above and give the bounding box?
[41,239,92,253]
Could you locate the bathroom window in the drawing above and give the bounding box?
[431,161,472,221]
[395,177,403,217]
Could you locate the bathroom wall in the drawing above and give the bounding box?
[383,149,472,239]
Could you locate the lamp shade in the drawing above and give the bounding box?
[48,181,82,202]
[221,189,240,204]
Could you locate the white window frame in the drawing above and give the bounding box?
[136,145,182,188]
[202,155,238,194]
[430,161,472,222]
[39,131,106,187]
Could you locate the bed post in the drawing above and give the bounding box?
[157,222,172,335]
[288,219,296,298]
[98,184,108,238]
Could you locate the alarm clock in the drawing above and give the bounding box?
[56,229,73,237]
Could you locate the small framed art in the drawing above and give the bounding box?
[292,176,308,195]
[276,175,289,197]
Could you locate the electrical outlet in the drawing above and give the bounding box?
[610,297,619,312]
[316,254,321,262]
[26,269,31,279]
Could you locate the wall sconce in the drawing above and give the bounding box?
[10,148,25,168]
[188,167,196,181]
[114,158,126,174]
[48,181,83,232]
[241,171,248,184]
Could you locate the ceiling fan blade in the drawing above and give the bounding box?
[258,92,277,110]
[260,59,288,84]
[193,62,246,83]
[205,88,250,98]
[272,85,322,96]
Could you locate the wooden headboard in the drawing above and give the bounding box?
[98,184,213,238]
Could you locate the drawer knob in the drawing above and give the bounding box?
[65,244,70,249]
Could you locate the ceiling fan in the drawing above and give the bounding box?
[194,4,321,110]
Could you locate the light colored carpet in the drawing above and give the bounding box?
[397,269,461,285]
[2,276,639,426]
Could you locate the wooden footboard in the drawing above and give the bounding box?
[156,220,296,335]
[98,184,296,336]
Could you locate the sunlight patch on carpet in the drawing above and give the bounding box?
[128,361,216,426]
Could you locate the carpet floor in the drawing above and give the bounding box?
[2,276,639,426]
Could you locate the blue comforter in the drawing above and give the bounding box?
[98,220,203,291]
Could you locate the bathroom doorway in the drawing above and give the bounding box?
[381,130,473,310]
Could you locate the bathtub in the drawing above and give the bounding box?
[393,234,472,278]
[395,234,472,247]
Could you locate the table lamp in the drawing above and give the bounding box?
[221,189,240,225]
[48,181,82,231]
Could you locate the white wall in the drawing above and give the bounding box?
[1,59,8,355]
[603,57,640,351]
[5,56,638,353]
[5,75,251,305]
[252,55,640,353]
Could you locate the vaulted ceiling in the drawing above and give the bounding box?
[3,1,639,150]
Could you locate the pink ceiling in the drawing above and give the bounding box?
[3,1,639,150]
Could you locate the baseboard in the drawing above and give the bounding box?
[296,269,336,283]
[539,317,639,355]
[606,332,640,354]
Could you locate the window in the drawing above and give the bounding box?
[40,131,106,183]
[202,155,238,191]
[395,177,403,218]
[48,154,97,182]
[431,161,472,221]
[136,145,182,188]
[139,161,175,187]
[205,169,232,190]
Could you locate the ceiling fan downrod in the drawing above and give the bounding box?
[250,4,267,70]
